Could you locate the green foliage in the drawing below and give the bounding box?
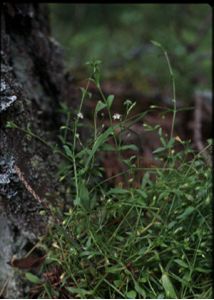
[44,57,212,298]
[40,146,212,298]
[6,52,212,298]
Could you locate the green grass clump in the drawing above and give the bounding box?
[38,49,212,298]
[6,46,212,299]
[41,152,212,299]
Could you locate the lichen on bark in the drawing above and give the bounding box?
[0,3,73,297]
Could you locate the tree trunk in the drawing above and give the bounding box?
[0,3,71,297]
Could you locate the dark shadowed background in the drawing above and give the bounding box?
[49,4,212,103]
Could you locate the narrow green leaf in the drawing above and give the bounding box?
[158,127,162,136]
[107,95,115,109]
[177,206,195,220]
[194,267,212,273]
[113,279,122,287]
[63,145,73,158]
[118,144,139,151]
[136,189,147,198]
[161,272,177,298]
[127,290,137,299]
[174,259,188,268]
[6,121,17,129]
[151,40,162,48]
[95,100,106,114]
[66,287,93,296]
[108,188,129,195]
[106,265,124,273]
[84,127,114,170]
[94,72,100,86]
[79,181,90,209]
[134,281,146,297]
[141,172,151,189]
[153,147,165,154]
[25,272,41,284]
[167,137,175,148]
[126,101,136,115]
[160,136,166,147]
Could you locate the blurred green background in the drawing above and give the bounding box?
[49,4,212,102]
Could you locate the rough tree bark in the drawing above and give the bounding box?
[0,3,73,297]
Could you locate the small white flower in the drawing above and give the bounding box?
[112,113,121,120]
[75,133,80,139]
[77,112,84,119]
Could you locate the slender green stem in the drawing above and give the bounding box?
[98,86,121,147]
[151,41,177,140]
[63,111,71,142]
[163,48,176,139]
[72,79,91,203]
[9,124,73,163]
